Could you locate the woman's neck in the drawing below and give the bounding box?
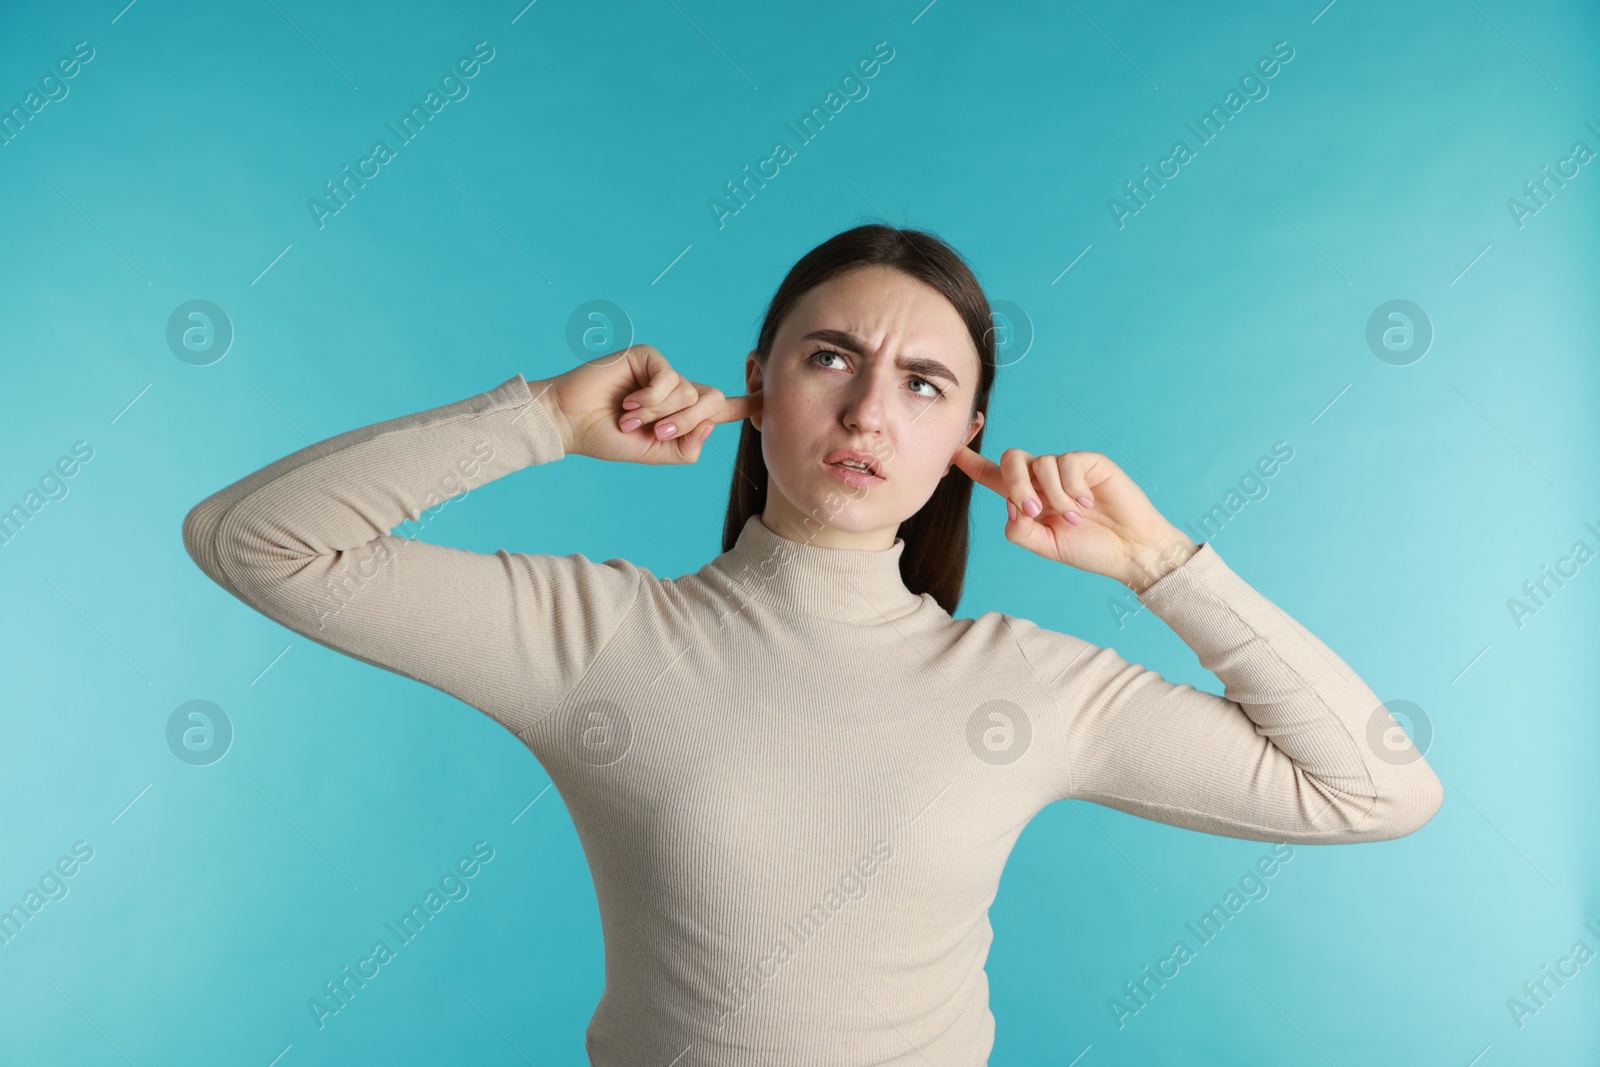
[760,493,899,552]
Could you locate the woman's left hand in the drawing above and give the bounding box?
[951,444,1198,593]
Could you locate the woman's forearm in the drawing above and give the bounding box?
[1013,542,1444,844]
[181,373,640,726]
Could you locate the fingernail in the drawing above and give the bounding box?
[657,422,677,438]
[1007,501,1017,522]
[1077,496,1093,509]
[622,399,641,410]
[620,417,641,431]
[1066,511,1082,525]
[1023,497,1041,517]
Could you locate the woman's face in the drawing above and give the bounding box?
[745,264,985,549]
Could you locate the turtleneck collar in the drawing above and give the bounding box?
[700,514,926,625]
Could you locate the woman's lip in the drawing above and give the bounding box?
[824,459,884,486]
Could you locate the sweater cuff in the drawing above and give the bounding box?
[486,373,567,464]
[1133,539,1223,606]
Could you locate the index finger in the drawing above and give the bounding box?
[714,391,759,424]
[951,445,1006,497]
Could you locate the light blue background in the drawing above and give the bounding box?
[1,0,1596,1064]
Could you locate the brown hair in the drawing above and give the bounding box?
[721,222,998,615]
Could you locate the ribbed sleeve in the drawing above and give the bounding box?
[1009,541,1443,844]
[181,373,643,735]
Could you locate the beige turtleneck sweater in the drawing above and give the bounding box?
[182,373,1443,1065]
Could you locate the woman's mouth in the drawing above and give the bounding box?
[823,457,884,487]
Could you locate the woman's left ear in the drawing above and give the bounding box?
[947,410,984,473]
[744,349,765,432]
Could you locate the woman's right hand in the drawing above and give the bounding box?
[529,344,758,464]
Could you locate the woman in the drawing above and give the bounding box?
[183,224,1443,1064]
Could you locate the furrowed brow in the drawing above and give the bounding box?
[800,328,961,388]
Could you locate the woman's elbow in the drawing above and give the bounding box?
[1364,763,1445,841]
[182,497,229,578]
[182,496,293,591]
[1407,764,1446,832]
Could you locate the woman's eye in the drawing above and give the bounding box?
[811,350,944,400]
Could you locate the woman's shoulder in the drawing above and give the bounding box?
[971,607,1102,669]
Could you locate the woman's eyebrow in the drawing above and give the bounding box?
[800,328,962,388]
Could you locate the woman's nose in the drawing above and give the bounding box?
[840,374,891,429]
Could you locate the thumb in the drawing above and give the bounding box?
[670,419,719,462]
